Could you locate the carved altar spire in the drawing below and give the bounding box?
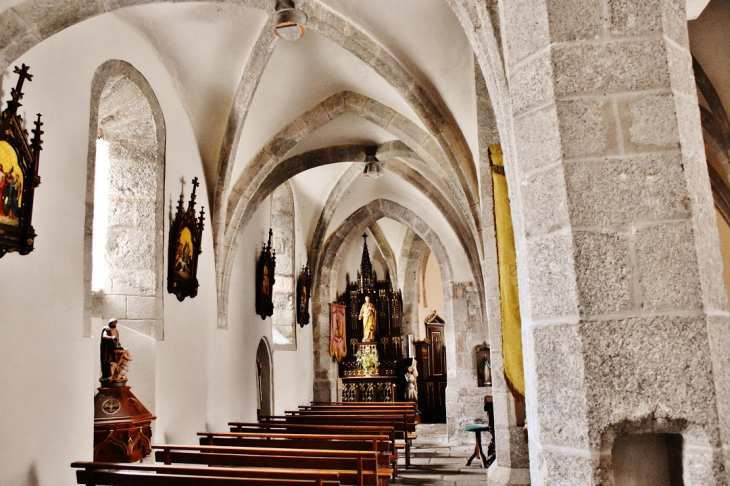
[357,233,375,292]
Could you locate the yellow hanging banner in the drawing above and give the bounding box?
[489,144,525,399]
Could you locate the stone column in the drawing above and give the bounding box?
[476,62,531,483]
[501,0,730,483]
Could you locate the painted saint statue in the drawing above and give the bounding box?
[358,295,377,342]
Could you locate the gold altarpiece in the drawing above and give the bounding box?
[336,235,404,402]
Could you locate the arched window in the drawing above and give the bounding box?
[83,60,166,341]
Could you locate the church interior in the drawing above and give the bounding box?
[2,0,730,484]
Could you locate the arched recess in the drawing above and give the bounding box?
[398,229,429,337]
[270,181,296,350]
[255,337,274,418]
[83,60,166,341]
[311,199,485,440]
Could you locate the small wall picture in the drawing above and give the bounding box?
[0,65,44,258]
[296,265,311,327]
[167,177,205,301]
[329,303,347,363]
[256,229,276,319]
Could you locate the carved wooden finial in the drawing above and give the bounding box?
[31,113,43,150]
[6,64,33,115]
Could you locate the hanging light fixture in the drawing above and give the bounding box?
[273,0,307,41]
[362,146,383,178]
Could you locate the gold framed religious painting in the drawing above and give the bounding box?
[256,229,276,319]
[0,65,44,258]
[167,177,205,301]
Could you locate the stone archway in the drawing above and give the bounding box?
[311,198,486,442]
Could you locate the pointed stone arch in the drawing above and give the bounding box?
[217,138,484,330]
[311,198,485,441]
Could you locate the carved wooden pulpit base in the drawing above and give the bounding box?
[93,383,156,463]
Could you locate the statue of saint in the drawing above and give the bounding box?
[405,367,417,401]
[100,318,131,383]
[358,296,377,342]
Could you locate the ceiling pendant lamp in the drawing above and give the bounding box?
[362,146,383,178]
[273,0,307,41]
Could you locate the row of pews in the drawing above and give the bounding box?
[73,401,419,486]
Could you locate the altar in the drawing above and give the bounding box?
[334,235,405,402]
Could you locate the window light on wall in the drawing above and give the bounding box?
[91,138,110,291]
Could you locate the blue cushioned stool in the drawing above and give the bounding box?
[465,423,492,468]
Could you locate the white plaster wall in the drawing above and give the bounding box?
[207,199,271,430]
[417,251,445,337]
[0,11,251,484]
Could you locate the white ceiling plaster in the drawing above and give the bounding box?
[231,27,427,185]
[113,3,268,186]
[288,162,352,249]
[376,217,408,261]
[321,0,479,162]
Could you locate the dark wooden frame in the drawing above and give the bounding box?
[256,228,276,319]
[0,65,43,259]
[167,177,205,301]
[297,265,311,327]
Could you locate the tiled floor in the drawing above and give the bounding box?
[392,423,489,485]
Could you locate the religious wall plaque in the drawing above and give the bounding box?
[167,177,205,301]
[0,64,44,258]
[296,264,311,327]
[256,228,276,319]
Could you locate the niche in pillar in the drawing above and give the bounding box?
[611,434,683,485]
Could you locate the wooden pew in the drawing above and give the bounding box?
[72,461,334,486]
[226,423,399,478]
[286,410,417,443]
[297,406,419,425]
[198,431,390,454]
[153,445,383,486]
[262,413,415,467]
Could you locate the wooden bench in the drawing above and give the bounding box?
[72,461,336,486]
[262,413,415,467]
[153,444,385,486]
[226,423,399,478]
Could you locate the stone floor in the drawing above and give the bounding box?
[392,423,489,485]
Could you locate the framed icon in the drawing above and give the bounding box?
[256,228,276,319]
[0,65,44,258]
[167,177,205,301]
